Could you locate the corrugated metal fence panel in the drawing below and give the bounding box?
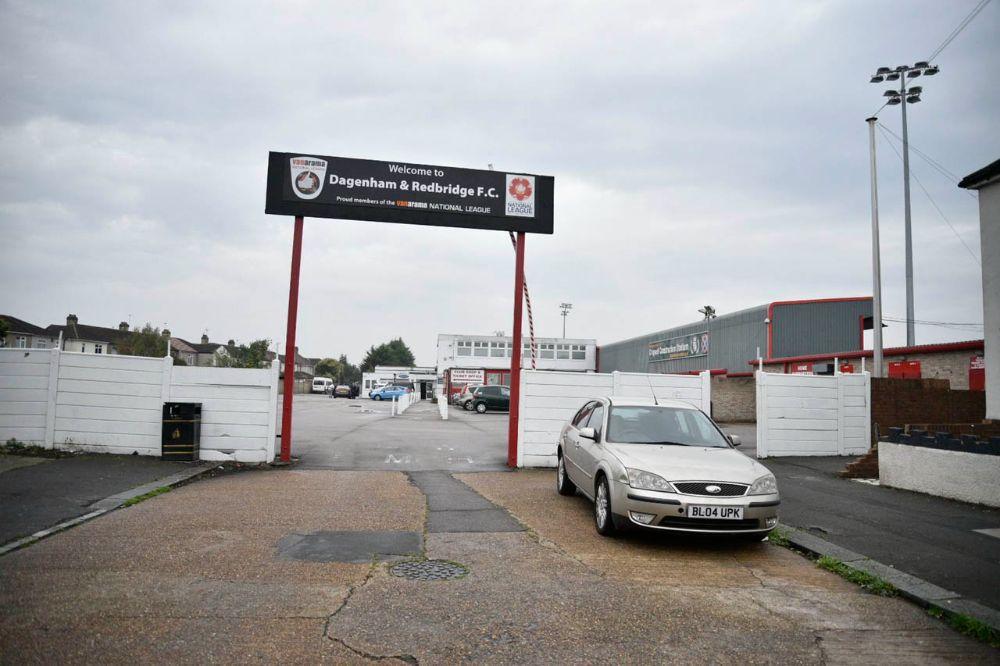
[772,299,872,358]
[0,349,52,444]
[517,370,710,468]
[599,305,767,374]
[756,371,870,457]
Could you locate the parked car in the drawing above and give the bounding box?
[312,377,334,394]
[455,384,482,410]
[332,385,352,398]
[369,385,409,401]
[470,385,510,413]
[555,397,779,539]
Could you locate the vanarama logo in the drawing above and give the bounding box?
[505,174,535,218]
[290,156,328,200]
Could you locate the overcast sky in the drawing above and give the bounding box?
[1,1,997,365]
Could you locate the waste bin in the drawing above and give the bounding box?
[162,402,202,461]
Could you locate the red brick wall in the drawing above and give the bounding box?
[871,377,986,442]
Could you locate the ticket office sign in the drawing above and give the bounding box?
[265,152,554,234]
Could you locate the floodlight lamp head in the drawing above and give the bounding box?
[907,95,921,103]
[876,66,892,75]
[883,90,900,97]
[924,65,939,75]
[907,69,921,78]
[870,75,884,83]
[914,61,929,69]
[909,86,922,94]
[887,97,902,105]
[886,72,900,81]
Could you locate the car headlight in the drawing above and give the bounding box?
[627,469,675,492]
[749,474,778,495]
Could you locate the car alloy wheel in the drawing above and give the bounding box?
[594,477,617,536]
[476,402,487,414]
[557,454,576,495]
[374,395,382,401]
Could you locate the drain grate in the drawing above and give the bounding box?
[390,559,468,581]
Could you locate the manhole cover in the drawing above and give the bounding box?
[390,560,467,581]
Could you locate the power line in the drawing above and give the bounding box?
[928,0,992,60]
[876,125,982,265]
[878,122,978,198]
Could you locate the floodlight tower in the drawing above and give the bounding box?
[559,303,573,339]
[869,61,939,346]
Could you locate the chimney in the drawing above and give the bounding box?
[66,314,78,326]
[201,334,209,344]
[118,321,129,332]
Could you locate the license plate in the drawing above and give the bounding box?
[688,505,744,520]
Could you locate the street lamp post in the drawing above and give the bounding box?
[869,62,939,346]
[560,303,573,339]
[866,117,884,377]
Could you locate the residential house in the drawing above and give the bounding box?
[170,334,230,366]
[44,314,135,355]
[0,315,57,349]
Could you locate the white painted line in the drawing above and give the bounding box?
[973,528,1000,539]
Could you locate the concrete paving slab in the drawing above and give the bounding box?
[423,491,495,511]
[426,508,523,533]
[276,530,422,563]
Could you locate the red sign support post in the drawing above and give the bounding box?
[279,215,305,463]
[507,232,526,468]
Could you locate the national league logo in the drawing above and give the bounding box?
[505,174,535,217]
[290,156,327,200]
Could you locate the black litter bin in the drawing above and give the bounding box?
[162,402,202,461]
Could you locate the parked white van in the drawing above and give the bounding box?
[312,377,334,394]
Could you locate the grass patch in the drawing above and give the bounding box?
[122,486,172,507]
[766,526,791,547]
[816,555,897,596]
[1,438,71,459]
[927,607,1000,647]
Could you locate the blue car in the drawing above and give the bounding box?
[369,385,409,401]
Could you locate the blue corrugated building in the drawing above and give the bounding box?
[598,297,873,376]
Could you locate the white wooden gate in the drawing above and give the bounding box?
[517,370,711,467]
[755,371,870,458]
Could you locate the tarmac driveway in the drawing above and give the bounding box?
[3,465,991,662]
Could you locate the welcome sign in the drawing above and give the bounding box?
[266,152,554,234]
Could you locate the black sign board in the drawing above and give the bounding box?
[265,152,553,234]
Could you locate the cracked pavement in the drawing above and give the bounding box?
[1,455,995,662]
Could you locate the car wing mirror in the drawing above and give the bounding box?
[727,433,741,447]
[579,427,597,441]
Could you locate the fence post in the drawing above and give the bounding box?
[700,370,712,415]
[392,396,397,417]
[755,371,766,458]
[612,371,622,396]
[266,357,280,462]
[44,349,60,449]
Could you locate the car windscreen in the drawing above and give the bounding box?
[606,406,729,447]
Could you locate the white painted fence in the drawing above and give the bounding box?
[436,389,448,420]
[392,390,419,416]
[0,348,279,462]
[517,370,711,468]
[755,370,870,458]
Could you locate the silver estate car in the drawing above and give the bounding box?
[556,397,779,539]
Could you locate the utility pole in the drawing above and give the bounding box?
[559,303,573,338]
[866,117,884,377]
[870,62,939,346]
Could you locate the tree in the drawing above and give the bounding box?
[314,357,344,379]
[216,339,271,368]
[360,338,415,372]
[116,323,168,357]
[0,317,9,345]
[338,354,362,384]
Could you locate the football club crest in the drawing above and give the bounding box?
[289,156,327,200]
